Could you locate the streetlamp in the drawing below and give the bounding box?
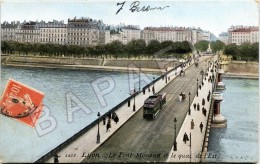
[173,118,177,151]
[96,112,101,144]
[139,64,141,92]
[196,79,198,96]
[200,69,204,86]
[152,77,155,94]
[188,92,191,115]
[133,89,136,112]
[190,132,192,162]
[165,69,168,84]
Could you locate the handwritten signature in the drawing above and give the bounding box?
[116,1,170,15]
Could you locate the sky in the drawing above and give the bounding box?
[0,0,259,36]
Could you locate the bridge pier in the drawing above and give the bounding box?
[212,92,227,128]
[216,65,226,90]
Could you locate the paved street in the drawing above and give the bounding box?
[82,56,212,163]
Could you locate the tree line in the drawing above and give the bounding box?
[195,40,259,61]
[1,39,192,59]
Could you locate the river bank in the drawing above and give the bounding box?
[1,55,180,74]
[223,72,258,79]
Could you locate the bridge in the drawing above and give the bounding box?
[36,54,227,163]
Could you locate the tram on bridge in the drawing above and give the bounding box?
[143,93,166,119]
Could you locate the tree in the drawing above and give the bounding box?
[126,39,146,59]
[194,40,209,52]
[161,40,173,50]
[239,42,252,61]
[107,40,125,59]
[211,40,225,54]
[146,40,161,56]
[224,44,238,60]
[251,42,259,61]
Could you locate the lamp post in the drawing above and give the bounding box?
[152,77,155,94]
[190,132,192,162]
[196,79,198,96]
[139,64,141,92]
[173,118,177,151]
[165,69,168,84]
[133,89,136,111]
[188,92,191,115]
[200,69,204,86]
[96,112,101,144]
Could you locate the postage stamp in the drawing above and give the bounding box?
[0,79,45,127]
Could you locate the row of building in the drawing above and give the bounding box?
[218,25,259,45]
[1,17,224,47]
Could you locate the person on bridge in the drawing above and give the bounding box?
[183,132,189,144]
[193,103,196,110]
[106,119,111,132]
[200,122,204,133]
[202,107,207,117]
[191,119,195,129]
[179,93,182,102]
[197,103,200,111]
[53,154,60,163]
[103,117,106,125]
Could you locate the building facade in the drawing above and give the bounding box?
[16,21,40,43]
[141,27,193,45]
[218,32,229,45]
[1,21,18,41]
[1,18,218,46]
[120,26,141,45]
[67,18,101,46]
[104,25,141,45]
[38,20,67,45]
[228,25,259,45]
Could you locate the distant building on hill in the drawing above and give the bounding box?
[218,32,229,45]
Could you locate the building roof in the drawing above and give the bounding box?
[143,27,190,32]
[230,26,259,32]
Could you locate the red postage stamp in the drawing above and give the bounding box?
[0,79,45,127]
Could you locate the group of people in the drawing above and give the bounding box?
[183,120,204,144]
[193,103,207,117]
[103,111,119,132]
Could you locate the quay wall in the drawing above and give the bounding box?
[221,61,258,77]
[1,55,180,71]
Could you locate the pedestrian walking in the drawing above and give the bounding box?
[106,119,111,132]
[197,103,200,111]
[200,122,204,133]
[114,115,119,124]
[54,154,60,163]
[207,94,210,102]
[112,112,116,120]
[203,107,207,116]
[193,103,196,110]
[107,112,112,119]
[103,117,106,125]
[191,119,195,129]
[183,132,189,144]
[179,93,182,102]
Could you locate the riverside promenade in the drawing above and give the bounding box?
[44,55,213,163]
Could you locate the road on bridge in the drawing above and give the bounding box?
[82,56,213,163]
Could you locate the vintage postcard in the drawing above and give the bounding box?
[0,0,259,163]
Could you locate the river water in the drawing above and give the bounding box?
[207,78,259,163]
[0,66,158,162]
